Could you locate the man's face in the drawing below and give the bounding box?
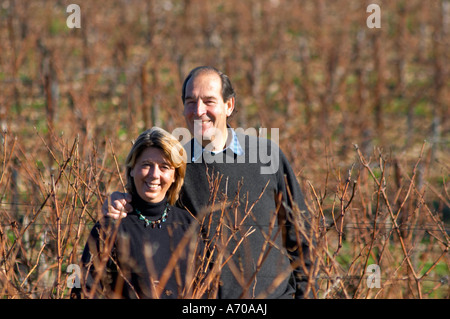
[183,72,234,149]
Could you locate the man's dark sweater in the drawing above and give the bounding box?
[179,132,313,299]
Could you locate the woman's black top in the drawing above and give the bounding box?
[81,194,201,299]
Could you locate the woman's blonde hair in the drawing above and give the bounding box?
[124,127,187,205]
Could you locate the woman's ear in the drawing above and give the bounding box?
[168,171,176,190]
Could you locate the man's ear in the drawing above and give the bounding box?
[226,97,235,117]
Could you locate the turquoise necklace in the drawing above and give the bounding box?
[136,203,170,229]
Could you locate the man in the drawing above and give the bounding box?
[103,66,315,298]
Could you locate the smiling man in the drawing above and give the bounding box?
[104,66,315,299]
[183,70,233,149]
[182,67,237,156]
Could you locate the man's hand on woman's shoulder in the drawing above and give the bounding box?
[101,191,133,219]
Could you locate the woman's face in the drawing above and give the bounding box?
[130,147,175,203]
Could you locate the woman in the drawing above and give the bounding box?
[81,127,202,299]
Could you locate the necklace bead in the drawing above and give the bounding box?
[136,203,169,229]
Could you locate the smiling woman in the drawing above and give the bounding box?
[79,127,203,299]
[129,146,175,204]
[125,127,186,205]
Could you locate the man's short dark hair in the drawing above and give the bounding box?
[181,66,236,104]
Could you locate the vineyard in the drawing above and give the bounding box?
[0,0,448,299]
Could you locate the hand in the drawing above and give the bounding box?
[101,191,133,219]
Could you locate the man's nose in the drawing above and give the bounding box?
[194,99,207,117]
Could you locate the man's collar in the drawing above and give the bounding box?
[191,127,244,162]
